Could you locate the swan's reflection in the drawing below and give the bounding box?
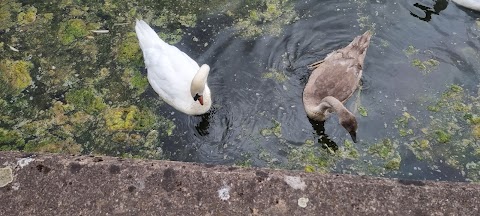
[308,118,339,152]
[195,112,211,136]
[409,0,449,22]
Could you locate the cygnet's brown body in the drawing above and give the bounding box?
[303,31,372,142]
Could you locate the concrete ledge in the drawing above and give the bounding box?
[0,151,478,215]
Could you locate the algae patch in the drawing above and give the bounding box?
[368,139,401,170]
[0,59,33,96]
[117,32,142,65]
[262,69,288,83]
[17,6,37,25]
[358,106,368,117]
[228,0,298,38]
[404,84,480,181]
[404,45,439,74]
[58,19,89,45]
[260,120,282,138]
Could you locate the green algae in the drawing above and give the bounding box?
[304,165,315,173]
[0,0,203,160]
[473,125,480,139]
[368,139,402,170]
[288,139,362,174]
[404,45,419,56]
[0,1,21,30]
[368,138,396,160]
[288,142,336,174]
[117,32,142,65]
[404,45,440,74]
[0,128,25,151]
[65,88,107,114]
[58,19,89,45]
[0,59,33,96]
[394,112,417,137]
[262,69,288,83]
[17,6,37,25]
[434,130,452,143]
[401,84,480,180]
[104,106,155,131]
[122,67,149,96]
[260,120,282,138]
[358,106,368,117]
[24,137,82,154]
[411,58,440,74]
[339,140,359,160]
[228,0,298,38]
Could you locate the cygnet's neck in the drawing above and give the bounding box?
[310,96,352,121]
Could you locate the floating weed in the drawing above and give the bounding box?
[394,112,417,137]
[17,6,37,25]
[353,0,375,31]
[0,59,33,96]
[338,140,359,160]
[288,139,364,174]
[358,106,368,117]
[357,14,375,31]
[404,45,440,74]
[368,139,401,170]
[260,119,282,138]
[405,84,480,180]
[411,58,440,74]
[287,143,336,174]
[121,67,149,96]
[404,45,419,56]
[235,153,253,168]
[229,0,298,38]
[116,32,142,65]
[408,139,433,161]
[58,19,89,45]
[262,69,288,83]
[466,162,480,182]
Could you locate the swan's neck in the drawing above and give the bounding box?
[191,64,210,95]
[310,96,351,121]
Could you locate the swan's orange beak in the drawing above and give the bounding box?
[198,96,204,105]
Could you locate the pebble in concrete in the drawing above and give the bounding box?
[0,167,13,187]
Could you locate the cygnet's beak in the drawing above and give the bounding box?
[349,131,357,143]
[198,95,204,105]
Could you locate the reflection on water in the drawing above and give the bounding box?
[409,0,449,22]
[308,118,338,152]
[1,0,480,182]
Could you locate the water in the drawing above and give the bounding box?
[163,0,480,180]
[1,0,479,182]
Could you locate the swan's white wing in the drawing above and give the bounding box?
[135,20,201,111]
[452,0,480,11]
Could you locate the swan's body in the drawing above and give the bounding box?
[452,0,480,11]
[135,20,211,115]
[303,31,372,142]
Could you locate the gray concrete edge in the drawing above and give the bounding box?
[0,151,478,215]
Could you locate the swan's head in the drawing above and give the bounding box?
[191,64,210,106]
[340,114,358,143]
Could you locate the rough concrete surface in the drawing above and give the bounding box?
[0,151,479,215]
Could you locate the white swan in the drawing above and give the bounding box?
[303,31,372,142]
[135,20,212,115]
[452,0,480,11]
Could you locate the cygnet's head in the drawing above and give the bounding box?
[340,114,358,143]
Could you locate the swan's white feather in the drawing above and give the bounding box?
[135,20,211,115]
[452,0,480,11]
